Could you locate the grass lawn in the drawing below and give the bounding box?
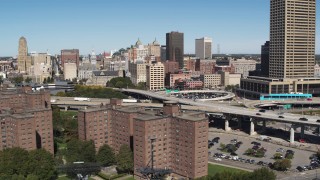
[208,163,247,176]
[60,111,78,118]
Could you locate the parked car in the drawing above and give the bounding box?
[259,109,266,113]
[276,148,285,152]
[279,116,284,118]
[257,161,264,165]
[214,158,222,161]
[251,141,257,144]
[256,113,261,116]
[286,150,295,154]
[230,139,238,143]
[252,146,259,150]
[297,166,304,172]
[299,117,308,121]
[317,120,320,123]
[231,152,238,156]
[299,139,306,143]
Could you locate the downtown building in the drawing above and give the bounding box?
[0,85,53,154]
[238,0,320,99]
[61,49,80,70]
[195,37,212,59]
[77,100,208,178]
[166,32,184,69]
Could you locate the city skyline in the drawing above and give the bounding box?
[0,0,319,56]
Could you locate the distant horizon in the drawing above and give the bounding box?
[0,0,319,56]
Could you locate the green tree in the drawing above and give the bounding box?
[219,143,226,150]
[11,174,25,180]
[273,153,283,160]
[0,147,29,176]
[26,149,57,180]
[249,167,276,180]
[116,145,133,174]
[245,148,255,156]
[24,77,32,83]
[107,77,134,88]
[26,174,40,180]
[285,153,294,159]
[96,144,116,167]
[273,159,291,171]
[136,82,146,90]
[255,148,266,158]
[11,76,23,84]
[115,81,125,88]
[65,139,96,163]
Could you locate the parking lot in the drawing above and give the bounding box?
[208,131,314,170]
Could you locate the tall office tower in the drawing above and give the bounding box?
[269,0,316,78]
[166,32,184,69]
[195,37,212,59]
[17,37,29,72]
[261,41,270,77]
[61,49,80,68]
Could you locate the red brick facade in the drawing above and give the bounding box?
[78,100,208,179]
[0,86,53,154]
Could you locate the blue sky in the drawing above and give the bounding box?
[0,0,319,56]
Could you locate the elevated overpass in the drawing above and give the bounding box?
[163,90,235,101]
[119,89,320,144]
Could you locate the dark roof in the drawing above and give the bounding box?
[92,71,118,77]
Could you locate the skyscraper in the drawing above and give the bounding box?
[195,37,212,59]
[166,32,184,69]
[269,0,316,78]
[17,37,29,72]
[261,41,269,77]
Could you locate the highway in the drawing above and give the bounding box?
[120,89,320,126]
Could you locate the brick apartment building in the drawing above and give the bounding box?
[0,85,53,154]
[78,99,208,178]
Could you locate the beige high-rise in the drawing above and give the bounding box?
[17,37,31,72]
[269,0,316,78]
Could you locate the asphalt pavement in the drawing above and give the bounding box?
[208,130,314,169]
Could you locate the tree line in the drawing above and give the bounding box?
[0,148,56,180]
[56,85,128,99]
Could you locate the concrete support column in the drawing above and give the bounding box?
[225,119,231,132]
[263,120,266,129]
[64,106,68,111]
[250,118,256,136]
[300,125,305,139]
[290,125,295,144]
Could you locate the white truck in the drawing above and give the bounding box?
[122,99,138,103]
[74,97,91,101]
[50,99,57,103]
